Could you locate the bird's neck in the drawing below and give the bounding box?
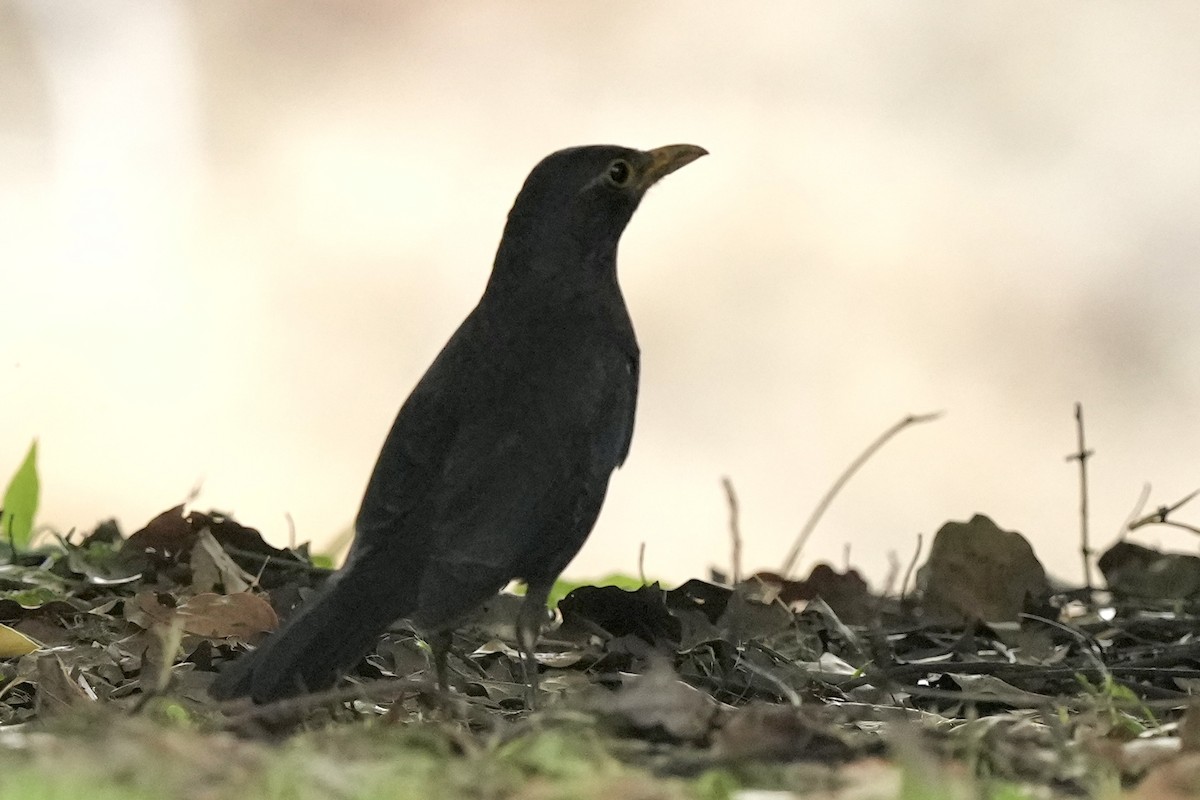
[484,238,622,309]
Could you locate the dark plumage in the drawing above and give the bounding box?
[210,143,707,704]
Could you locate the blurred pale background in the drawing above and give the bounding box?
[2,2,1198,586]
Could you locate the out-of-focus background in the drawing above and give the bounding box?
[2,2,1198,585]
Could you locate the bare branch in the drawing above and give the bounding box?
[1118,483,1152,542]
[1064,402,1095,591]
[1129,488,1200,526]
[1141,518,1200,537]
[900,532,924,601]
[721,476,743,585]
[779,411,943,578]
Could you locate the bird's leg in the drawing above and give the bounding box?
[516,582,551,709]
[428,629,453,692]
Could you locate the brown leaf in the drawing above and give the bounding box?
[713,704,855,763]
[715,586,795,642]
[190,529,254,594]
[918,514,1049,623]
[1099,541,1200,600]
[189,510,289,559]
[1130,753,1200,800]
[1181,701,1200,754]
[140,618,185,695]
[558,583,680,646]
[600,659,720,743]
[751,564,873,624]
[34,653,94,716]
[124,504,194,564]
[125,591,178,630]
[176,592,277,640]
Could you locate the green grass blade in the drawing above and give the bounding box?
[1,439,40,550]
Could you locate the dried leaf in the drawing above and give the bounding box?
[1181,701,1200,753]
[946,673,1053,706]
[190,529,253,594]
[140,617,186,695]
[123,505,193,564]
[558,583,680,646]
[1099,541,1200,599]
[714,704,854,762]
[0,622,40,657]
[33,653,93,716]
[176,592,277,640]
[750,564,873,624]
[125,591,178,630]
[918,514,1049,623]
[1130,752,1200,800]
[600,659,719,742]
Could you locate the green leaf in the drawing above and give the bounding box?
[309,553,336,570]
[1,440,40,550]
[0,586,62,609]
[546,572,654,607]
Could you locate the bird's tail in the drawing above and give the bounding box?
[209,563,417,703]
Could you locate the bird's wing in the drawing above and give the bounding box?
[430,344,631,540]
[354,309,636,615]
[351,314,482,552]
[615,352,639,466]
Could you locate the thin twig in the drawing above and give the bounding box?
[1128,488,1200,534]
[1118,483,1152,542]
[839,661,1200,692]
[1020,612,1108,677]
[637,542,647,585]
[881,550,900,598]
[780,411,943,578]
[737,642,801,706]
[894,683,1182,711]
[1065,402,1095,591]
[221,544,331,575]
[1134,518,1200,537]
[721,476,743,585]
[217,676,437,727]
[900,533,923,601]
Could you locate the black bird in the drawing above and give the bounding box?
[210,143,707,704]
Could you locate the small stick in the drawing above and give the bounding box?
[721,476,743,585]
[1118,483,1152,542]
[738,646,801,707]
[218,676,437,726]
[1137,519,1200,536]
[881,550,900,597]
[900,532,923,601]
[1128,488,1200,536]
[1065,402,1095,591]
[779,411,943,578]
[637,542,647,585]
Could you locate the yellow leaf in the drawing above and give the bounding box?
[0,622,40,658]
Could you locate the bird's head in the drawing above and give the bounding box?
[491,144,707,294]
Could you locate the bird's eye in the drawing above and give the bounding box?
[605,159,633,187]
